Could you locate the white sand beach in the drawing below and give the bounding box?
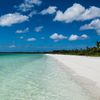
[47,54,100,99]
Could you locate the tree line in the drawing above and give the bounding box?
[50,41,100,56]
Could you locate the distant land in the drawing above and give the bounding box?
[0,41,100,56]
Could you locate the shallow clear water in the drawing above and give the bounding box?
[0,54,94,100]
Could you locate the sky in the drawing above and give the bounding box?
[0,0,100,52]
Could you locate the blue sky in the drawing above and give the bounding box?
[0,0,100,52]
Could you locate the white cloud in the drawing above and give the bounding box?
[80,34,88,39]
[54,3,100,23]
[9,45,16,48]
[54,3,85,22]
[16,27,29,33]
[50,33,67,41]
[69,34,88,41]
[28,0,42,5]
[80,19,100,35]
[69,34,79,41]
[50,33,88,42]
[0,13,29,27]
[41,6,57,15]
[78,6,100,21]
[27,37,36,41]
[16,0,42,12]
[28,11,37,17]
[34,26,43,32]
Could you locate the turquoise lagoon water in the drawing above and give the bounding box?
[0,54,94,100]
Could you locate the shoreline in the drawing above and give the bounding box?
[47,54,100,100]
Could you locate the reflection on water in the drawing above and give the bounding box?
[0,54,94,100]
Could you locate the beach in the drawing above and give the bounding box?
[47,54,100,99]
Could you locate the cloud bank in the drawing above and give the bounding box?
[54,3,100,23]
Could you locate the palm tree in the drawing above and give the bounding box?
[96,41,100,48]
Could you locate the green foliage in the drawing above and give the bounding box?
[50,41,100,56]
[96,41,100,49]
